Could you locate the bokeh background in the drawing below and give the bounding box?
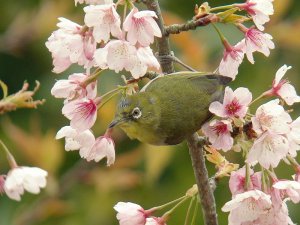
[0,0,300,224]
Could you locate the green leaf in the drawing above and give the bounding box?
[217,8,238,21]
[0,80,8,99]
[222,14,249,24]
[217,8,249,24]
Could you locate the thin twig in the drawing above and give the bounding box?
[165,14,219,36]
[157,52,197,71]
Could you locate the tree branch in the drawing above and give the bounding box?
[143,1,218,224]
[142,0,174,74]
[187,133,218,225]
[165,14,219,36]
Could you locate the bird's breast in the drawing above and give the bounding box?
[119,123,166,145]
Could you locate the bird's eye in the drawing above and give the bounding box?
[131,107,142,119]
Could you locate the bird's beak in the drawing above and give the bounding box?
[109,117,127,128]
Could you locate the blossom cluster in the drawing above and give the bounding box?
[218,0,275,79]
[201,64,300,224]
[46,0,162,165]
[46,1,161,77]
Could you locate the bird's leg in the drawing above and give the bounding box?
[155,51,197,72]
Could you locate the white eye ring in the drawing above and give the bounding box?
[132,107,142,119]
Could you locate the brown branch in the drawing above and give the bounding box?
[165,14,219,36]
[143,1,218,224]
[142,0,174,74]
[187,133,218,225]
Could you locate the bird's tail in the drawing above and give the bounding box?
[217,75,232,85]
[205,74,232,85]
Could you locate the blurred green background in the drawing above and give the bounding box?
[1,0,300,224]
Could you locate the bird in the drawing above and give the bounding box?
[109,72,232,145]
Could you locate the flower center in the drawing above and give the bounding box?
[213,123,228,135]
[225,99,242,116]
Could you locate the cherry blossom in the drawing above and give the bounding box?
[202,119,233,151]
[62,97,101,131]
[95,40,158,78]
[75,0,113,6]
[218,40,245,80]
[246,131,289,169]
[51,73,97,100]
[235,0,274,31]
[243,27,275,64]
[265,65,300,105]
[83,135,115,166]
[123,8,162,47]
[287,116,300,157]
[55,126,95,158]
[222,190,272,225]
[273,180,300,204]
[94,40,137,73]
[4,167,47,201]
[251,99,292,135]
[145,217,166,225]
[209,87,252,119]
[131,47,160,78]
[45,18,96,73]
[114,202,148,225]
[255,200,295,225]
[84,4,122,43]
[229,167,261,196]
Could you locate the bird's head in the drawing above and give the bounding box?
[109,93,160,134]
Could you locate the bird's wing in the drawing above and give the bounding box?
[144,72,231,96]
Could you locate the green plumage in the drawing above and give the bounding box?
[110,72,231,145]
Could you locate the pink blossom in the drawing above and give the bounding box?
[84,4,122,43]
[123,8,162,47]
[209,87,252,119]
[83,135,115,166]
[95,40,158,78]
[4,167,47,201]
[246,131,289,169]
[235,0,274,31]
[202,119,233,151]
[265,65,300,105]
[229,167,261,196]
[51,73,97,100]
[56,126,95,158]
[45,18,96,73]
[255,200,295,225]
[222,190,272,225]
[251,99,292,135]
[94,40,137,73]
[243,27,275,64]
[218,41,245,80]
[131,47,160,78]
[114,202,148,225]
[62,97,101,131]
[273,180,300,203]
[75,0,113,6]
[287,116,300,157]
[145,217,166,225]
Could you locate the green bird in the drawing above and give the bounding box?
[109,72,232,145]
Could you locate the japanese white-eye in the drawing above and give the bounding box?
[109,72,231,145]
